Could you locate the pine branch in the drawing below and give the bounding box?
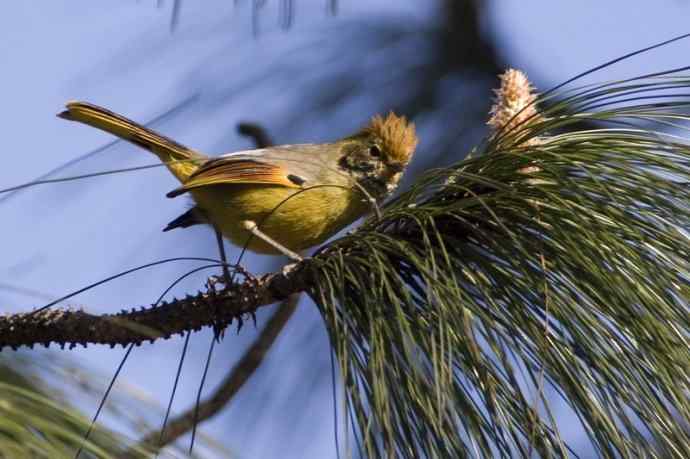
[0,264,308,350]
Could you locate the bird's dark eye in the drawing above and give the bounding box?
[369,145,381,157]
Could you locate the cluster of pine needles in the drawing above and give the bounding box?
[309,69,690,457]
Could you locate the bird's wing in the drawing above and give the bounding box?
[166,145,328,198]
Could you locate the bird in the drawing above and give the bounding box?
[58,102,418,259]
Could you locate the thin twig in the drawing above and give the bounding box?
[122,293,300,458]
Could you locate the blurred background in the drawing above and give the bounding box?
[1,1,689,457]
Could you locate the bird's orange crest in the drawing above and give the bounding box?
[362,112,418,164]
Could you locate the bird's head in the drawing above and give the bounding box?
[339,112,418,197]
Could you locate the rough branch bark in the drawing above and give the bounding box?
[0,263,310,351]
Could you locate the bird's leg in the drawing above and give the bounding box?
[215,229,232,286]
[209,228,232,341]
[241,220,303,262]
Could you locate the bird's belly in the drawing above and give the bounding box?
[191,184,367,254]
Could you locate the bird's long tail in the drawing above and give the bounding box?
[58,101,204,182]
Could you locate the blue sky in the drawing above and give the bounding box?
[1,1,690,458]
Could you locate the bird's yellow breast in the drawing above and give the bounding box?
[191,184,368,254]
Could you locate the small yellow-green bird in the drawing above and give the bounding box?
[58,102,418,257]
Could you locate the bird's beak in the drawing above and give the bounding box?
[388,162,405,173]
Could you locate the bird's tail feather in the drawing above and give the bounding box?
[58,101,204,182]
